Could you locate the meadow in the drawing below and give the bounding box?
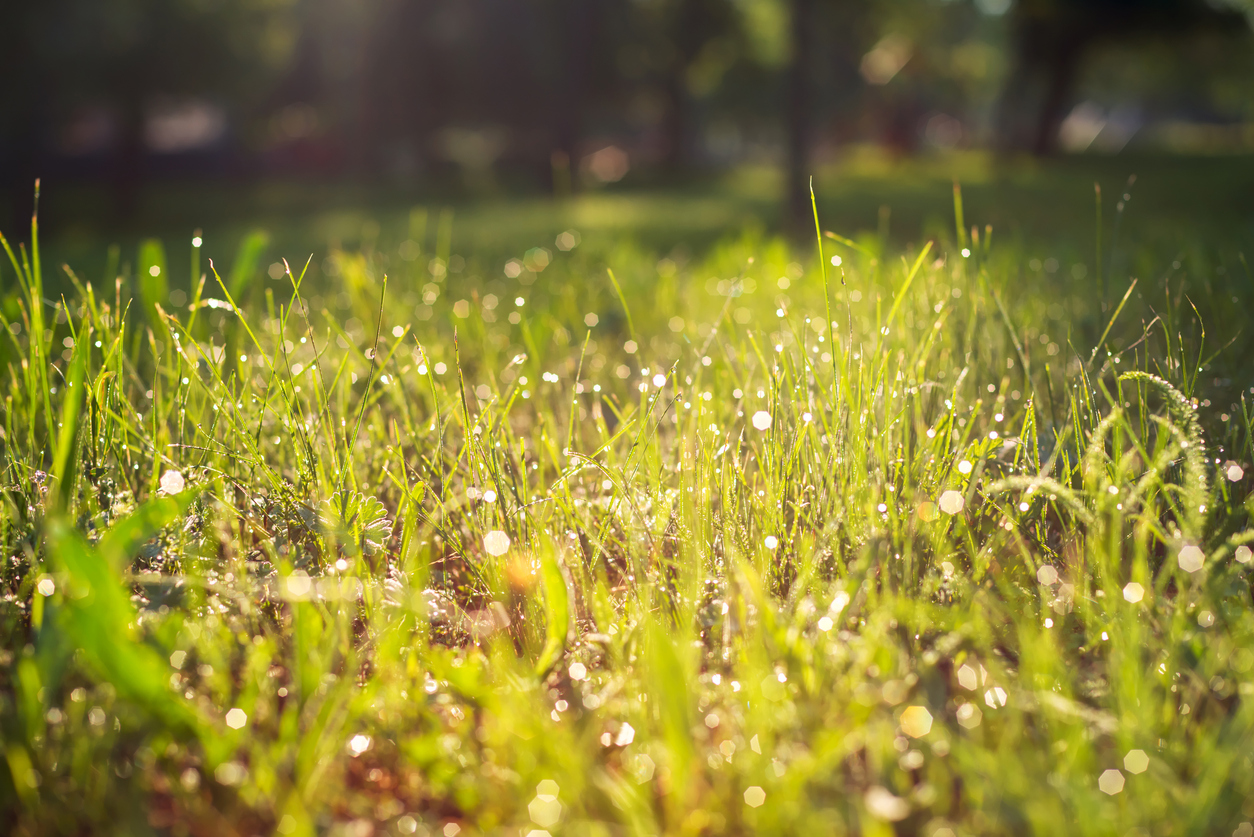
[2,160,1254,836]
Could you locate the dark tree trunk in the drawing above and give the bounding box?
[2,14,46,235]
[661,73,689,170]
[552,0,598,192]
[659,0,709,171]
[995,0,1247,155]
[784,0,813,234]
[1032,44,1081,156]
[112,93,146,220]
[5,124,44,238]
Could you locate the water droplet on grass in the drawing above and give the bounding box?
[483,531,511,556]
[1178,545,1204,573]
[159,470,185,495]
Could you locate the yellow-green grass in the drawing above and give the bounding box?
[1,179,1253,836]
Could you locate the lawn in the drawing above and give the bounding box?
[2,163,1254,836]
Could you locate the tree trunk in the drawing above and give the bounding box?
[552,0,598,192]
[1032,43,1081,156]
[785,0,813,234]
[112,93,146,220]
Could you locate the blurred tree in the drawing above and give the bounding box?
[549,0,606,180]
[996,0,1249,154]
[617,0,748,168]
[2,0,1251,231]
[1,0,299,219]
[288,0,615,187]
[784,0,814,231]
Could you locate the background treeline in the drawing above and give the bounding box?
[2,0,1253,219]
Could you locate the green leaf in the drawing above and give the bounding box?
[320,491,391,558]
[884,240,933,329]
[50,339,86,513]
[534,549,570,677]
[645,617,694,776]
[97,495,189,573]
[138,238,168,330]
[44,512,201,733]
[228,230,270,298]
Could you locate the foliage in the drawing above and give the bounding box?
[4,0,1252,191]
[28,0,299,103]
[1,182,1253,835]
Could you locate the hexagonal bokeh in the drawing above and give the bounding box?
[1178,545,1205,573]
[956,703,982,729]
[1123,749,1149,774]
[1122,582,1144,603]
[633,753,655,784]
[744,786,766,808]
[939,490,965,515]
[864,786,910,821]
[957,664,978,691]
[528,797,561,828]
[900,706,933,738]
[1098,769,1125,795]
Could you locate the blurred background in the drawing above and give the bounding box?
[2,0,1254,256]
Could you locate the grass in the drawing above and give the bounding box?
[32,152,1254,278]
[1,172,1254,836]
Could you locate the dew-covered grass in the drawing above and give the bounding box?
[2,180,1254,836]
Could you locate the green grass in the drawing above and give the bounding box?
[34,152,1254,280]
[2,174,1254,836]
